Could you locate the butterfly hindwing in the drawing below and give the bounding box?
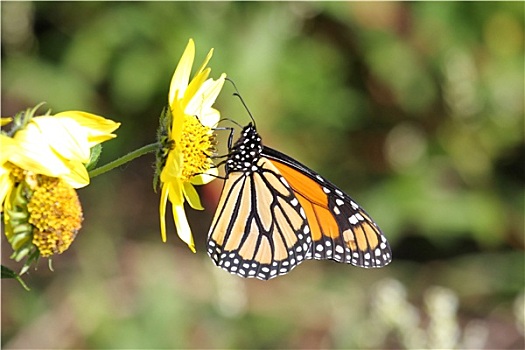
[207,126,312,280]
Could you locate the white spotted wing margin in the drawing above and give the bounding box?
[207,157,312,280]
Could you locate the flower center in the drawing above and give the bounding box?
[27,175,83,257]
[179,115,215,181]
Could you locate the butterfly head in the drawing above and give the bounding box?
[226,123,263,174]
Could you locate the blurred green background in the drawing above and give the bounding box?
[1,2,524,349]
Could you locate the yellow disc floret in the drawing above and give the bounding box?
[9,164,26,183]
[27,176,83,257]
[179,115,215,181]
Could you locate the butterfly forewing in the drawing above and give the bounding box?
[320,182,391,267]
[207,126,312,280]
[265,147,392,268]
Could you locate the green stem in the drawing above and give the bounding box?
[88,142,160,178]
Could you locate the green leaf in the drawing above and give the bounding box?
[1,265,18,279]
[1,265,30,291]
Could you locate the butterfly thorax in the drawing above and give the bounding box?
[226,123,263,175]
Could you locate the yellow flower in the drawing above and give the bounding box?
[157,39,226,251]
[2,110,120,191]
[1,107,120,267]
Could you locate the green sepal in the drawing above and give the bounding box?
[9,230,32,250]
[153,106,172,192]
[4,102,49,138]
[19,249,40,275]
[11,242,33,262]
[11,223,32,236]
[86,144,102,171]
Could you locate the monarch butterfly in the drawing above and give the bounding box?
[208,119,392,280]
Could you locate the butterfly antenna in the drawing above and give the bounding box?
[226,77,256,127]
[218,117,242,129]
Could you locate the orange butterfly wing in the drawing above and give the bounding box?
[265,147,392,268]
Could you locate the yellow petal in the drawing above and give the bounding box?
[159,183,169,242]
[0,165,13,206]
[200,108,221,130]
[60,160,90,188]
[185,74,226,121]
[165,180,195,251]
[160,149,183,183]
[10,123,71,177]
[2,183,15,240]
[55,111,120,147]
[167,179,183,206]
[1,117,12,127]
[0,135,17,164]
[169,97,185,143]
[183,182,204,210]
[31,116,91,162]
[169,39,195,107]
[196,48,214,76]
[190,166,219,185]
[172,203,196,253]
[182,67,211,112]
